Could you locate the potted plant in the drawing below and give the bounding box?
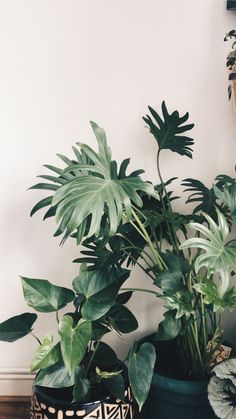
[0,121,157,418]
[224,29,236,109]
[1,102,235,418]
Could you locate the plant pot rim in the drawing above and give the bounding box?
[152,372,208,395]
[34,384,110,408]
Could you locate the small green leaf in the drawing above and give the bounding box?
[31,334,61,372]
[154,310,182,341]
[0,313,37,342]
[116,291,133,305]
[96,367,122,379]
[21,277,75,312]
[128,342,156,411]
[59,315,91,373]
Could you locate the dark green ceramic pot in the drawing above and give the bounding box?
[146,373,217,419]
[31,384,134,419]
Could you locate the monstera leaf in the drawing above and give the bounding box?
[31,122,157,242]
[143,101,194,158]
[181,209,236,295]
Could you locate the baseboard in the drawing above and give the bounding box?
[0,368,34,396]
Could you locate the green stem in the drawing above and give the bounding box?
[131,208,166,270]
[121,287,161,297]
[56,311,60,324]
[156,149,179,252]
[123,251,156,281]
[30,332,41,345]
[85,340,101,378]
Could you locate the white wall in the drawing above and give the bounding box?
[0,0,235,395]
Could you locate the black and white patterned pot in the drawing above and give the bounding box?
[31,385,134,419]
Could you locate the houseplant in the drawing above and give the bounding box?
[0,122,158,418]
[1,101,236,418]
[225,29,236,109]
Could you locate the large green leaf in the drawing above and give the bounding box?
[51,122,157,240]
[73,269,129,321]
[59,315,91,373]
[0,313,37,342]
[181,209,236,295]
[143,101,194,158]
[34,362,78,388]
[21,277,75,312]
[128,342,156,411]
[31,334,61,372]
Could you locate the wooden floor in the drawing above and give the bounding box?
[0,396,31,419]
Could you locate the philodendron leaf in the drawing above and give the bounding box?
[128,342,156,411]
[21,277,75,312]
[154,310,182,341]
[143,101,194,158]
[104,374,125,402]
[34,362,78,388]
[0,313,37,342]
[59,315,91,373]
[73,377,90,403]
[107,304,138,333]
[73,269,129,321]
[31,334,61,372]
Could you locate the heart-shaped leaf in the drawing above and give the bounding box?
[59,315,91,373]
[73,269,129,321]
[34,362,78,388]
[21,277,75,312]
[31,334,61,372]
[0,313,37,342]
[128,342,156,411]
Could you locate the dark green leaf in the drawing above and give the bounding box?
[93,342,118,367]
[104,374,125,402]
[0,313,37,342]
[128,342,156,411]
[30,196,53,217]
[21,277,75,313]
[116,291,133,305]
[73,377,90,403]
[154,310,182,341]
[107,304,138,333]
[143,101,194,158]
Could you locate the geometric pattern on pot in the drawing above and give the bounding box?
[31,392,134,419]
